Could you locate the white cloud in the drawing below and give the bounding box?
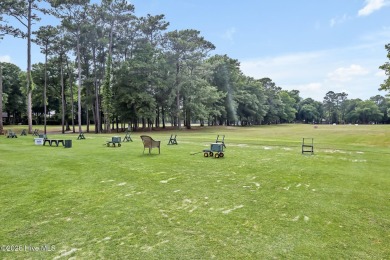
[358,26,390,42]
[358,0,390,16]
[240,50,327,83]
[330,14,351,27]
[284,83,324,99]
[222,27,236,43]
[240,45,384,101]
[241,51,331,100]
[375,70,386,77]
[327,64,370,82]
[0,55,11,63]
[301,82,322,91]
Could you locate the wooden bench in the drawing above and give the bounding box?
[43,139,65,147]
[167,134,178,145]
[140,135,161,154]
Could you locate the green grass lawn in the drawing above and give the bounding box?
[1,124,389,259]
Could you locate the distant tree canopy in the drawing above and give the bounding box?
[1,1,390,131]
[379,43,390,92]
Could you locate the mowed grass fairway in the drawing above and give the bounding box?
[1,124,389,259]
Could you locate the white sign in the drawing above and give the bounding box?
[34,138,44,145]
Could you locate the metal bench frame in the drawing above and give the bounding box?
[167,134,178,145]
[302,138,314,154]
[43,139,65,147]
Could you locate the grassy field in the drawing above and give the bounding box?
[0,124,389,259]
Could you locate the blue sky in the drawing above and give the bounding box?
[1,0,390,101]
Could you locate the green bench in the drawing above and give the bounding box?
[43,139,65,147]
[302,138,314,154]
[6,130,18,138]
[123,130,133,142]
[32,129,39,136]
[167,134,178,145]
[77,132,85,140]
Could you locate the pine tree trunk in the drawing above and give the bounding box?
[44,49,48,134]
[27,0,33,134]
[77,33,82,134]
[61,60,65,134]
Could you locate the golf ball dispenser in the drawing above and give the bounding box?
[203,143,224,158]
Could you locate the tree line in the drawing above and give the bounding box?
[1,0,390,134]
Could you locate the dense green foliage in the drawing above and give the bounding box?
[2,1,390,132]
[379,43,390,91]
[0,124,389,259]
